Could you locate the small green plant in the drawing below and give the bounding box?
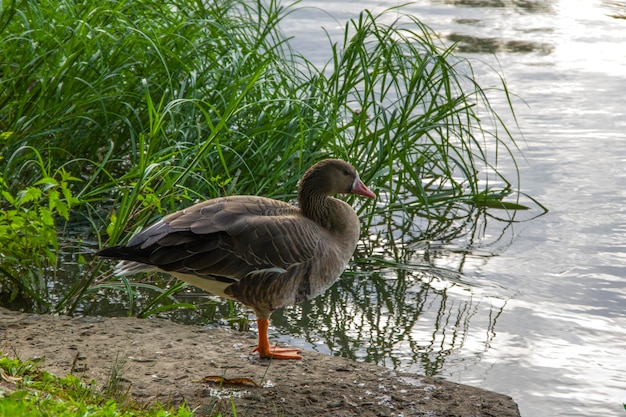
[0,354,196,417]
[102,351,130,404]
[0,145,80,311]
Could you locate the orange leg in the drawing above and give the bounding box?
[253,318,302,360]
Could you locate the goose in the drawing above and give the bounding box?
[96,159,376,359]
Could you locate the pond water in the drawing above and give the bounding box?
[277,1,626,416]
[2,1,624,416]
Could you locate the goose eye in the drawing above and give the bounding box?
[342,169,350,176]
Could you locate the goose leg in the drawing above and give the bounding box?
[253,318,302,359]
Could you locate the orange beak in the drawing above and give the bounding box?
[352,178,376,199]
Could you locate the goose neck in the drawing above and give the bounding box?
[298,188,331,226]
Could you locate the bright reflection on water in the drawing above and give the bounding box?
[277,1,626,416]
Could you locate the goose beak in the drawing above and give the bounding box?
[352,177,376,199]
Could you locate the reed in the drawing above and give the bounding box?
[0,0,541,314]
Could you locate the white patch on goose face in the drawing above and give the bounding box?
[352,172,361,189]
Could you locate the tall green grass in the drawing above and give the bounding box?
[0,0,542,314]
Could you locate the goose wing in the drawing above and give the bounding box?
[116,196,323,281]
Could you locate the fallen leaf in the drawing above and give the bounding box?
[198,375,259,387]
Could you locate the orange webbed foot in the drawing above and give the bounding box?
[254,318,303,360]
[253,345,302,360]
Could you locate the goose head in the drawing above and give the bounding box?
[298,159,375,224]
[299,159,375,198]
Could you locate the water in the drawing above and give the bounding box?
[278,1,626,416]
[2,1,623,415]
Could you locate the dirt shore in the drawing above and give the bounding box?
[0,307,520,416]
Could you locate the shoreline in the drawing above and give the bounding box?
[0,307,520,416]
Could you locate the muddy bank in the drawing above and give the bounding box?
[0,307,520,416]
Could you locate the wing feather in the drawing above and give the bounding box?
[116,196,324,282]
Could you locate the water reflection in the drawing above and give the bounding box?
[432,0,555,13]
[447,33,554,54]
[427,0,557,54]
[603,1,626,19]
[275,266,507,376]
[268,205,524,375]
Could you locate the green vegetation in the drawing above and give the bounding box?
[0,355,195,416]
[0,0,541,314]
